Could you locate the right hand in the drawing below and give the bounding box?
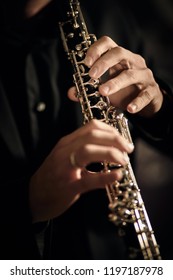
[29,119,134,223]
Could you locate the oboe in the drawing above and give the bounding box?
[59,0,161,259]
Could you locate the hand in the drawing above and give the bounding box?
[68,36,163,118]
[29,120,134,223]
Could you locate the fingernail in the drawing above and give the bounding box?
[89,66,98,77]
[127,143,134,151]
[84,56,93,67]
[100,85,110,95]
[128,104,137,113]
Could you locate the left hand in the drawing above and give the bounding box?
[68,36,163,118]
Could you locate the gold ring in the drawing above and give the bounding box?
[70,152,81,169]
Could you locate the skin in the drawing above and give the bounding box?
[26,1,163,222]
[24,0,53,17]
[68,36,163,118]
[30,120,134,222]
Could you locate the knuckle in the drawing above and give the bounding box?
[109,77,122,89]
[102,35,112,44]
[127,69,136,81]
[138,89,151,104]
[87,128,98,139]
[120,59,131,69]
[89,119,100,128]
[146,68,154,80]
[93,44,101,57]
[144,90,152,101]
[107,147,116,159]
[100,58,110,70]
[135,54,146,66]
[136,83,143,90]
[82,144,91,155]
[87,44,100,60]
[116,46,125,57]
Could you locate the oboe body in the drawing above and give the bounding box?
[59,0,161,259]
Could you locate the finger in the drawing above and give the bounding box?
[85,36,117,67]
[99,67,149,96]
[127,89,152,113]
[74,168,124,193]
[57,119,121,148]
[88,47,128,78]
[59,121,134,155]
[88,46,145,80]
[74,144,129,168]
[127,85,163,115]
[74,128,134,153]
[68,86,78,101]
